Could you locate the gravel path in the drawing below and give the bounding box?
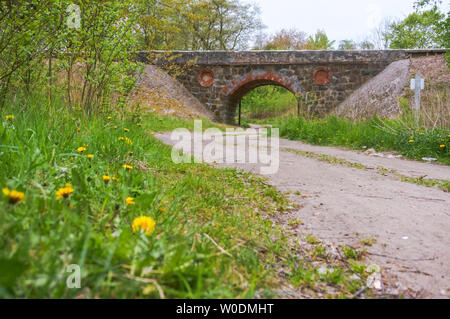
[156,131,450,298]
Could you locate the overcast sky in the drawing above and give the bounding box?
[245,0,418,44]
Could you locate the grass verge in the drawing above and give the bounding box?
[262,116,449,165]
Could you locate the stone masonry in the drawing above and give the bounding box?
[137,50,446,124]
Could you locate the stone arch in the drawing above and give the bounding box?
[221,70,304,123]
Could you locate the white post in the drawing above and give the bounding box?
[410,74,424,126]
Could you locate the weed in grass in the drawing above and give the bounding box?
[340,246,366,261]
[305,234,319,245]
[360,238,377,247]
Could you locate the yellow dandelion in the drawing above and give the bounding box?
[102,175,111,183]
[124,128,130,133]
[5,115,15,120]
[409,140,414,143]
[132,216,156,235]
[107,116,112,120]
[126,197,135,205]
[118,137,132,145]
[2,188,25,204]
[77,147,86,153]
[114,126,118,129]
[129,151,134,156]
[420,133,425,136]
[87,154,94,159]
[77,128,81,132]
[56,184,74,200]
[440,145,446,148]
[122,164,133,170]
[151,132,155,136]
[137,123,142,127]
[112,177,119,182]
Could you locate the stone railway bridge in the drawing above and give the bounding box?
[138,49,446,124]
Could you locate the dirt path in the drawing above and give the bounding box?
[156,131,450,298]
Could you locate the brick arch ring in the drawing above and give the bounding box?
[221,70,304,102]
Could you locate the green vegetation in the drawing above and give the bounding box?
[239,86,297,121]
[0,94,377,298]
[265,116,449,165]
[0,94,293,298]
[387,0,449,50]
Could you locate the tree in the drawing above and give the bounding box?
[257,28,307,50]
[387,9,447,49]
[305,30,335,50]
[338,40,357,50]
[367,17,393,49]
[135,0,263,50]
[358,41,375,50]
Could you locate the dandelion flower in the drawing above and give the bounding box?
[114,126,118,129]
[137,123,142,127]
[440,145,446,148]
[56,184,74,200]
[409,140,414,143]
[2,188,25,204]
[107,116,112,120]
[151,132,155,136]
[5,115,15,120]
[122,164,133,170]
[124,128,130,133]
[112,177,120,182]
[132,216,155,235]
[103,175,111,183]
[126,197,135,205]
[119,137,132,145]
[77,147,86,153]
[87,154,94,159]
[420,133,425,136]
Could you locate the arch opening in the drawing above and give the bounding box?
[232,82,299,125]
[221,70,304,125]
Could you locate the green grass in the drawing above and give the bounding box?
[263,115,449,165]
[0,94,382,298]
[239,86,297,122]
[0,94,293,298]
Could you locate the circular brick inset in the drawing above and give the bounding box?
[313,67,332,85]
[198,69,215,87]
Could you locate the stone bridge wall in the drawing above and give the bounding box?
[137,50,446,124]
